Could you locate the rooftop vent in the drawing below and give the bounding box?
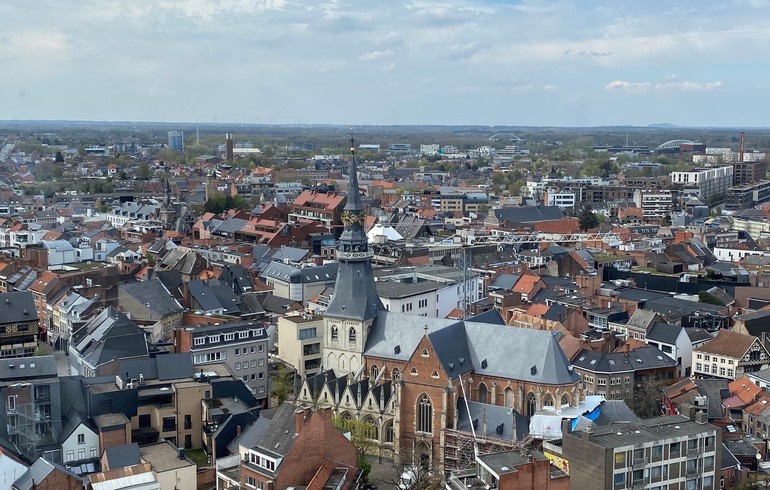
[394,345,401,355]
[530,365,537,376]
[481,359,488,370]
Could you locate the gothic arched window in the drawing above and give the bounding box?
[331,326,338,340]
[417,394,433,434]
[349,327,356,343]
[504,387,514,408]
[478,383,488,404]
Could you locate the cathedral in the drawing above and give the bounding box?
[297,143,584,474]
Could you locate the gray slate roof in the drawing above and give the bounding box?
[457,399,526,441]
[364,311,579,385]
[646,322,683,345]
[104,442,141,469]
[119,278,182,317]
[0,291,38,324]
[13,458,83,490]
[252,402,300,460]
[71,307,148,368]
[0,355,56,381]
[572,345,677,374]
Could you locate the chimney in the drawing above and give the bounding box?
[178,447,186,460]
[695,410,707,425]
[294,407,311,432]
[582,427,594,442]
[236,425,242,436]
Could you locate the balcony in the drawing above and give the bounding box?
[632,457,649,469]
[631,479,649,490]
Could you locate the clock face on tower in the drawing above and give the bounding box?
[341,210,366,227]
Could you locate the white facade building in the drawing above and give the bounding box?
[61,422,99,463]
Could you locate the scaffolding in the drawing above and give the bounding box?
[6,384,59,462]
[444,428,534,473]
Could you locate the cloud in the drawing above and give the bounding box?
[359,49,394,61]
[605,80,724,93]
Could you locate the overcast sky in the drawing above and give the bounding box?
[1,0,769,127]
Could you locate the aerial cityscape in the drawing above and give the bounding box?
[4,1,770,490]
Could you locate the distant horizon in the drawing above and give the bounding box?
[1,119,768,131]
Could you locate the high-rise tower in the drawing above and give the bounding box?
[322,138,383,376]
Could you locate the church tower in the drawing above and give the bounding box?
[323,138,383,376]
[159,179,177,229]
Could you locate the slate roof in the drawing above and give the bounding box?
[118,279,182,317]
[365,311,579,385]
[188,280,225,312]
[644,296,725,319]
[625,309,660,332]
[464,321,579,385]
[572,345,677,373]
[119,353,193,382]
[428,321,473,378]
[252,402,300,459]
[465,309,505,325]
[104,443,141,469]
[227,416,272,455]
[593,400,640,426]
[260,261,338,284]
[70,307,149,369]
[0,355,56,381]
[0,291,38,324]
[456,399,527,441]
[490,273,520,291]
[13,458,83,490]
[686,327,715,344]
[646,322,683,345]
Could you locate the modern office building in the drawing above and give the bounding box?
[168,131,184,152]
[563,414,721,490]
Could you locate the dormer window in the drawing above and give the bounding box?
[194,337,205,346]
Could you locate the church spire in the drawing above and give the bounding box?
[324,136,382,323]
[338,135,369,254]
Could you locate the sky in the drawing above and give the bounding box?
[1,0,770,127]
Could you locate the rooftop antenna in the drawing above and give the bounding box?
[196,120,200,145]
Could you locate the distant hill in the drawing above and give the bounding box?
[647,123,680,129]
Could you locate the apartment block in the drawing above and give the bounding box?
[563,414,721,490]
[671,166,734,205]
[277,313,323,379]
[175,320,269,403]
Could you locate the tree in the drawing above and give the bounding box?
[578,206,600,231]
[623,375,668,419]
[270,363,295,405]
[331,416,376,459]
[204,194,226,214]
[145,251,156,267]
[137,162,153,180]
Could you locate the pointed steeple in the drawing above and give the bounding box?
[338,136,369,253]
[324,136,382,322]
